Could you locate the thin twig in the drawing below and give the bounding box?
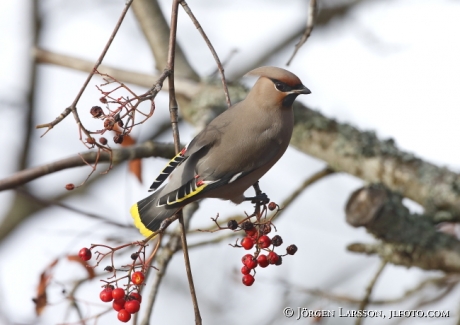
[36,0,134,135]
[139,203,199,325]
[15,188,131,229]
[286,0,317,66]
[180,0,231,108]
[166,1,202,324]
[355,260,387,325]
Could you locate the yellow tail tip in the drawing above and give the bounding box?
[130,203,155,238]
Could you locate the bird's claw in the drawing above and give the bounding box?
[245,193,270,205]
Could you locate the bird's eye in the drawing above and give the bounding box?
[274,81,288,92]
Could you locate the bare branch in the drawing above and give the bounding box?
[180,0,231,108]
[346,184,460,272]
[0,141,176,191]
[131,0,199,81]
[286,0,317,66]
[356,260,387,325]
[35,0,134,134]
[166,1,202,322]
[34,48,201,99]
[139,203,199,325]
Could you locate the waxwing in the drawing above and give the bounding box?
[131,66,311,236]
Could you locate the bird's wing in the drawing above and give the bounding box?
[148,148,188,192]
[156,128,282,206]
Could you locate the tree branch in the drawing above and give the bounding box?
[346,184,460,273]
[132,0,199,81]
[0,141,176,191]
[34,48,201,99]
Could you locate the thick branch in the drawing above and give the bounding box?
[132,0,199,81]
[0,141,176,191]
[291,104,460,219]
[346,184,460,273]
[34,48,200,99]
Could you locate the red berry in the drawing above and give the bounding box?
[99,288,113,302]
[242,254,253,265]
[241,237,254,250]
[268,202,277,211]
[245,228,257,237]
[245,257,258,269]
[117,309,131,322]
[113,298,125,311]
[268,251,279,265]
[242,274,255,286]
[65,183,75,191]
[257,254,269,268]
[129,292,142,303]
[241,265,250,275]
[125,300,141,314]
[112,288,125,300]
[258,235,271,249]
[131,271,145,285]
[78,247,91,261]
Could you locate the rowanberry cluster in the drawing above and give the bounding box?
[226,202,298,286]
[98,282,143,323]
[78,246,148,323]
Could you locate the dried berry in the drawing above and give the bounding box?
[241,221,254,231]
[227,219,238,230]
[131,252,139,260]
[113,134,124,144]
[104,118,115,130]
[86,137,96,145]
[275,255,283,266]
[99,137,108,145]
[99,96,107,103]
[260,223,272,235]
[65,183,75,191]
[272,235,283,247]
[286,244,298,255]
[268,201,277,211]
[90,106,103,118]
[104,265,114,272]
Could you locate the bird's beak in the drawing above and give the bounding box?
[292,85,311,95]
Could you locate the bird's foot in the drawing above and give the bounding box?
[244,193,270,205]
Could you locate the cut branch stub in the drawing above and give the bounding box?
[345,183,460,273]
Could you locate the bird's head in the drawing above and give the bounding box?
[246,66,311,109]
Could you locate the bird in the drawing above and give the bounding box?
[130,66,311,237]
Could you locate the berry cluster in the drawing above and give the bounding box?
[226,202,298,286]
[78,246,149,323]
[98,281,143,323]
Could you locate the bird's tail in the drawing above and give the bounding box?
[130,192,180,237]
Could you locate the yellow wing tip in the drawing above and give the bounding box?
[130,203,155,238]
